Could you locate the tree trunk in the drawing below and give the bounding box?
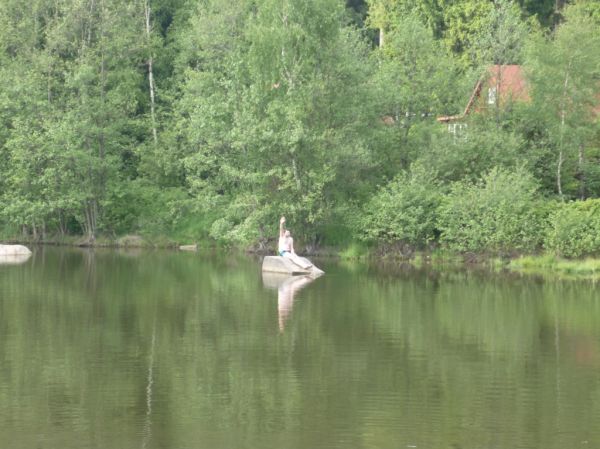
[99,0,106,161]
[86,0,95,48]
[32,220,38,241]
[557,60,571,199]
[94,0,106,240]
[291,155,301,191]
[58,210,67,237]
[578,144,585,200]
[47,61,52,104]
[144,0,158,145]
[84,199,97,241]
[495,66,502,126]
[557,149,563,198]
[553,0,567,30]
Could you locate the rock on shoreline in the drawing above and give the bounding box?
[0,244,32,256]
[262,255,324,276]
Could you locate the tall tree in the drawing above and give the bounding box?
[366,0,445,46]
[517,0,556,28]
[372,14,464,175]
[441,0,495,67]
[144,0,159,146]
[179,0,376,245]
[0,0,153,239]
[526,3,600,198]
[475,0,530,66]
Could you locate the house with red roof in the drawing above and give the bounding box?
[437,65,530,133]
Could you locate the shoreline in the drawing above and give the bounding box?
[3,234,600,280]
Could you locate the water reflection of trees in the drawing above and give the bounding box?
[0,250,599,448]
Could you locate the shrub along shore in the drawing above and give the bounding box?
[4,179,600,281]
[4,236,600,281]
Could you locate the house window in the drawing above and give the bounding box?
[488,87,497,105]
[447,123,467,135]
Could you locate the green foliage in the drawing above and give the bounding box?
[371,14,464,176]
[511,253,600,279]
[359,163,442,246]
[441,0,495,67]
[339,241,370,259]
[438,167,546,253]
[421,123,525,183]
[101,180,189,237]
[525,4,600,198]
[517,0,557,28]
[0,0,598,258]
[179,0,377,246]
[474,0,530,65]
[545,199,600,258]
[366,0,445,39]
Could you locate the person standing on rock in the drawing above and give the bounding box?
[278,216,312,269]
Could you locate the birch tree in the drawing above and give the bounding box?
[526,4,600,199]
[144,0,158,145]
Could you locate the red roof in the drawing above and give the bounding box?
[486,65,529,104]
[437,65,530,123]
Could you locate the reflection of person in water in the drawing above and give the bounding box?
[277,275,314,332]
[278,216,312,270]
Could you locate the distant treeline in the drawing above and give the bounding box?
[0,0,599,257]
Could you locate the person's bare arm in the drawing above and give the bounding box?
[279,216,286,238]
[290,237,295,254]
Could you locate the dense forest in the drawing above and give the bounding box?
[0,0,599,257]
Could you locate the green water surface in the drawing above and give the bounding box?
[1,248,599,449]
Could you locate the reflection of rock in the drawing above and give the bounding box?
[262,272,320,332]
[262,272,299,290]
[262,255,324,276]
[0,244,32,256]
[0,253,32,265]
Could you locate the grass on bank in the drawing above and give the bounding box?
[510,254,600,279]
[338,243,600,280]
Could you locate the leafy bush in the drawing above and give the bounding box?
[438,167,546,253]
[102,180,190,237]
[359,163,442,247]
[545,199,600,258]
[421,125,524,184]
[316,202,363,247]
[207,193,276,248]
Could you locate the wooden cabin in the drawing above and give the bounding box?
[437,65,530,133]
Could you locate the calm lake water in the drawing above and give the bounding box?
[1,247,599,449]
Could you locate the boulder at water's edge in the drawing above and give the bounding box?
[0,244,32,256]
[262,256,324,276]
[0,245,32,265]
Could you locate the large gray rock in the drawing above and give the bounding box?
[262,255,324,276]
[0,244,32,256]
